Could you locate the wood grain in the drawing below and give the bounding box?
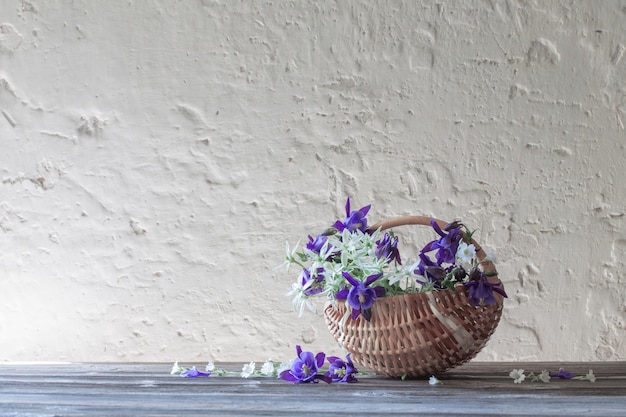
[0,362,624,416]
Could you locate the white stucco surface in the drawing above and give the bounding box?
[1,0,625,363]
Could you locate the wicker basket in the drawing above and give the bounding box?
[323,215,504,378]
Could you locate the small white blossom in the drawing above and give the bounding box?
[428,375,443,385]
[275,240,300,272]
[205,361,215,372]
[456,242,476,264]
[170,361,183,375]
[538,370,551,383]
[260,359,275,376]
[584,369,596,383]
[276,359,293,376]
[509,369,526,384]
[241,361,255,378]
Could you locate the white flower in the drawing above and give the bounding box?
[584,369,596,383]
[275,240,300,272]
[170,361,183,375]
[428,375,443,385]
[509,369,526,384]
[537,370,551,383]
[205,361,215,372]
[456,242,476,263]
[240,361,255,378]
[285,280,317,316]
[260,359,275,377]
[276,359,293,376]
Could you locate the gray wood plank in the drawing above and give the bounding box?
[0,362,624,416]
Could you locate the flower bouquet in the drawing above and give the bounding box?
[282,198,507,378]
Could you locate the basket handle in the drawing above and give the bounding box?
[368,215,505,306]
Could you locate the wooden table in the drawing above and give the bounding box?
[1,362,625,416]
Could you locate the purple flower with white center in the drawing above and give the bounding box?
[279,345,332,384]
[325,354,358,383]
[333,197,371,233]
[550,368,576,379]
[376,233,402,265]
[464,267,507,306]
[422,219,464,265]
[336,272,385,321]
[180,366,211,378]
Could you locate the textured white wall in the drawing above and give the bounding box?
[1,0,625,363]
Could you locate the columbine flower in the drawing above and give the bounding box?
[510,369,526,384]
[456,241,476,264]
[421,219,464,265]
[464,267,507,306]
[240,361,255,378]
[336,271,385,321]
[306,234,329,254]
[299,267,325,296]
[375,232,402,264]
[333,197,371,233]
[180,366,211,378]
[279,345,332,384]
[415,252,448,288]
[550,368,576,379]
[260,359,275,377]
[325,354,358,383]
[428,375,443,385]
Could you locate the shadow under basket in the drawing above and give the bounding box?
[323,215,504,378]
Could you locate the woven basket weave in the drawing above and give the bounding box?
[323,215,504,378]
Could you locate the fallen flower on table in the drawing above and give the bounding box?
[528,370,551,383]
[574,369,596,383]
[325,353,358,383]
[180,366,210,378]
[550,368,576,379]
[510,368,596,383]
[279,345,332,384]
[428,375,443,385]
[240,361,255,378]
[509,369,526,384]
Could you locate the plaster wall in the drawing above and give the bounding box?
[1,0,625,363]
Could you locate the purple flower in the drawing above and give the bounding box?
[421,219,463,265]
[279,345,332,384]
[336,272,385,321]
[550,368,576,379]
[464,267,507,306]
[180,367,211,378]
[333,197,371,233]
[299,267,324,296]
[415,252,447,288]
[325,354,358,383]
[375,233,402,265]
[306,234,328,254]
